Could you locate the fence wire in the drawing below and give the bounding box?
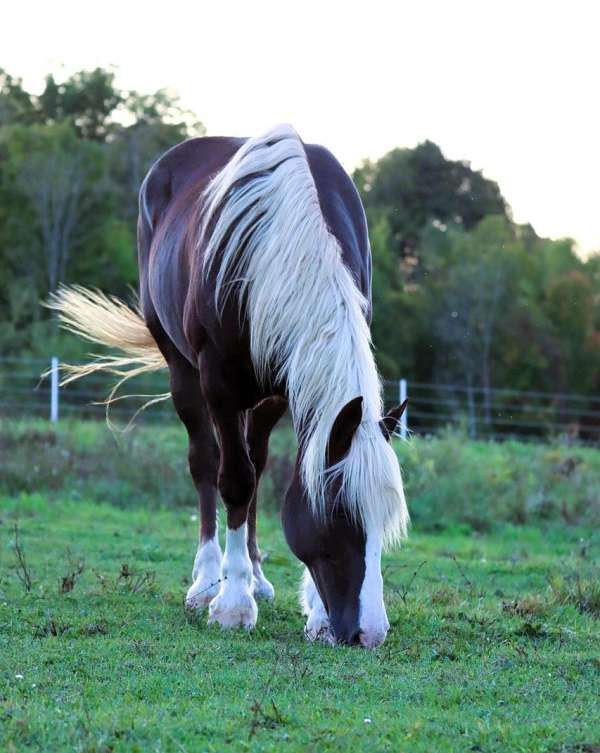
[382,379,600,444]
[1,356,599,444]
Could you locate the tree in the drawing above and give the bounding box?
[108,90,206,223]
[37,68,123,141]
[6,123,106,292]
[0,67,206,355]
[425,218,515,427]
[0,69,37,126]
[544,269,599,394]
[354,141,508,270]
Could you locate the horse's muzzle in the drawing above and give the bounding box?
[358,629,388,649]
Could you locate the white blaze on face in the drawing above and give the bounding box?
[358,531,389,648]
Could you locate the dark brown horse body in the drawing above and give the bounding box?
[138,136,371,370]
[53,125,407,646]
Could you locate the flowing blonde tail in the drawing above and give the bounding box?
[44,285,169,425]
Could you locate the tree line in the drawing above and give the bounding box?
[358,143,600,402]
[1,67,599,404]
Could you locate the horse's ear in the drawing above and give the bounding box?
[380,400,408,441]
[327,396,363,465]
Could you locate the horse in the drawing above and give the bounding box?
[49,124,409,647]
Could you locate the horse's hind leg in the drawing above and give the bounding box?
[246,397,287,600]
[168,356,222,609]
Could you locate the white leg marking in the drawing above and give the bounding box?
[358,532,390,648]
[300,568,334,644]
[208,524,257,630]
[185,533,222,609]
[252,559,275,601]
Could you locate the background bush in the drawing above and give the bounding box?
[3,418,599,531]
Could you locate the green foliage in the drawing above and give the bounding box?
[2,121,109,288]
[368,210,421,376]
[0,493,598,752]
[354,139,600,405]
[0,69,38,125]
[356,140,508,260]
[2,419,599,531]
[0,67,205,357]
[1,64,599,411]
[400,428,600,531]
[37,68,123,141]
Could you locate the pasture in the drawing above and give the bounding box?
[1,420,599,752]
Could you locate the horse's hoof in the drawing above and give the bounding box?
[207,590,257,630]
[252,575,275,601]
[185,578,220,610]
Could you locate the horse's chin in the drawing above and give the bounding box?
[306,624,387,649]
[358,630,388,649]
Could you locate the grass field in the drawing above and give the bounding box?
[1,491,599,752]
[3,418,600,531]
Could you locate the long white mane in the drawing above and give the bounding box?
[201,124,408,546]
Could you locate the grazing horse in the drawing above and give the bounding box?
[50,124,409,647]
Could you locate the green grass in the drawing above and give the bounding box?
[2,417,600,531]
[1,493,599,753]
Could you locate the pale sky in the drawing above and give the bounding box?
[3,0,599,254]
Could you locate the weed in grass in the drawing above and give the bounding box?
[11,523,32,592]
[32,618,70,638]
[392,559,428,605]
[514,621,550,639]
[117,562,158,593]
[450,554,481,597]
[549,573,600,616]
[430,585,460,606]
[502,595,547,617]
[92,563,157,594]
[59,551,85,593]
[79,621,109,637]
[248,699,288,740]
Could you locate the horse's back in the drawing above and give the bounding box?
[138,132,371,365]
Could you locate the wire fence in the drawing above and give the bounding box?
[0,355,172,424]
[382,379,600,444]
[1,356,599,445]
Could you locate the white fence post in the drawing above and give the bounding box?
[50,356,59,422]
[399,378,407,440]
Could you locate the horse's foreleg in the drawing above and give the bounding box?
[210,409,257,629]
[168,358,222,609]
[200,361,258,630]
[246,397,287,600]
